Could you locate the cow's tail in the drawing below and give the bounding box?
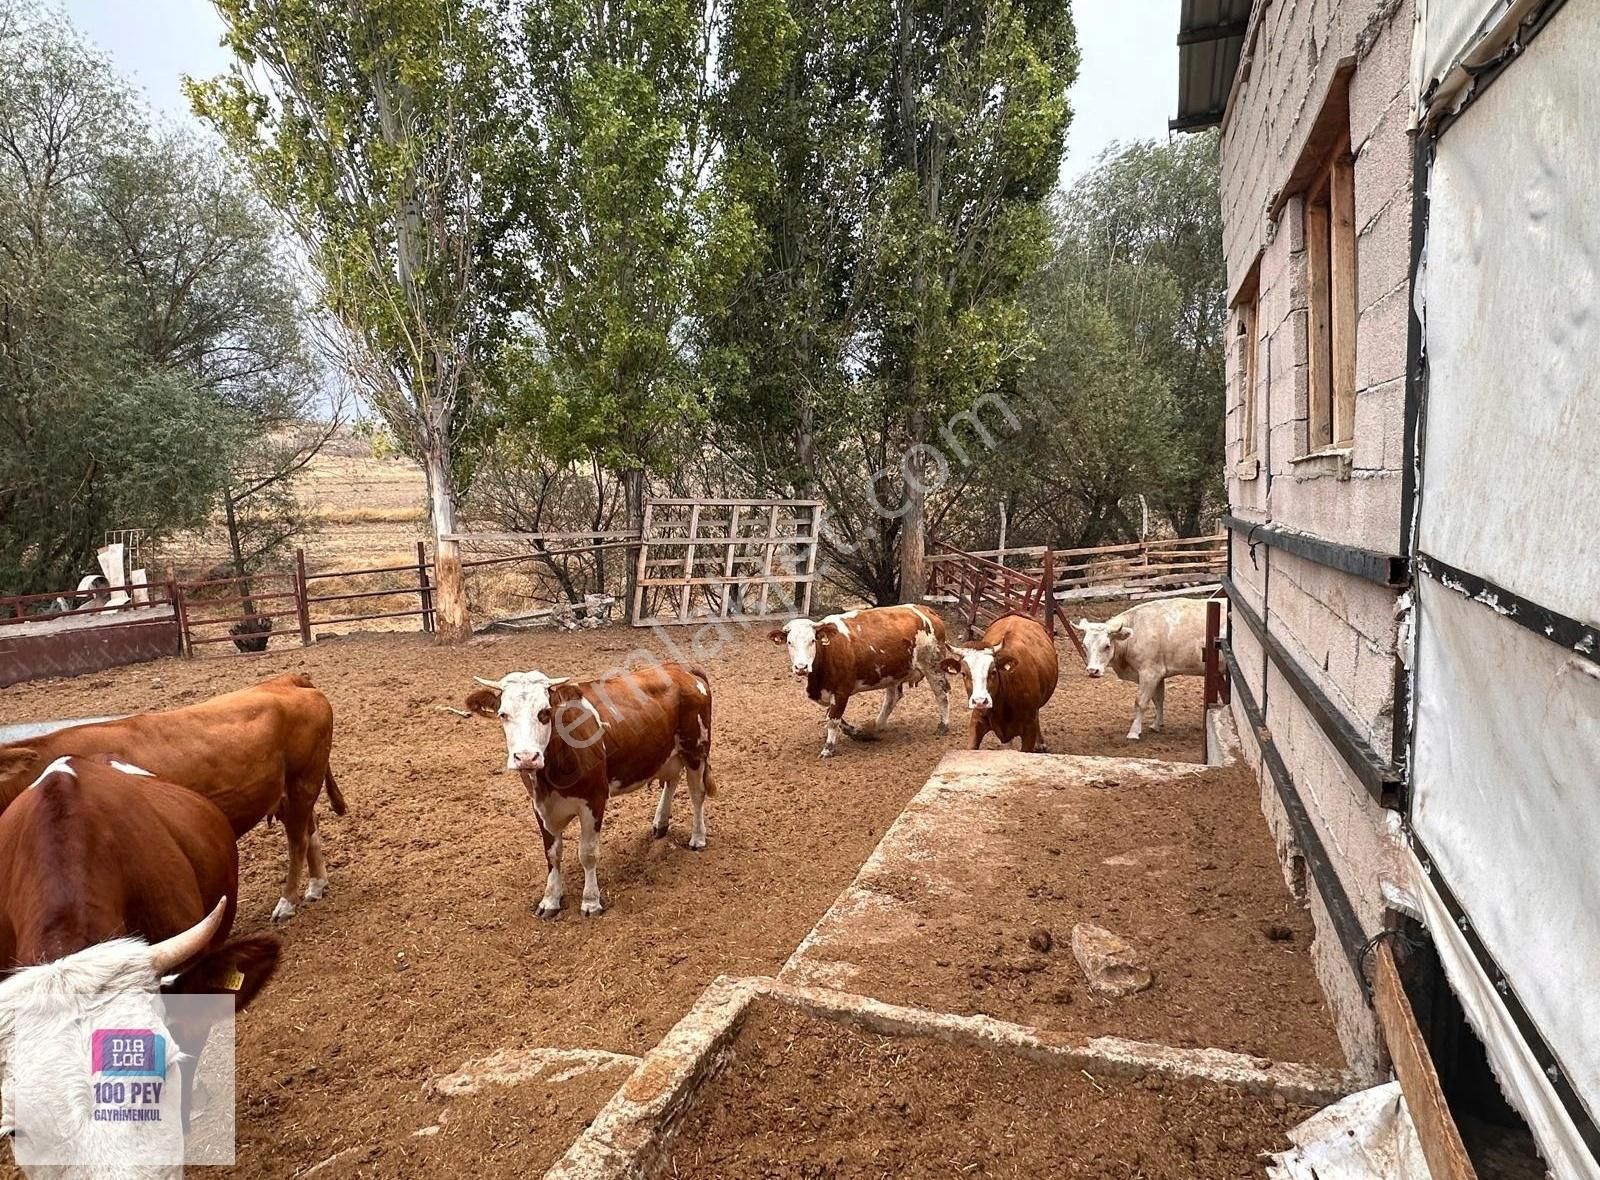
[322,768,348,816]
[690,663,717,798]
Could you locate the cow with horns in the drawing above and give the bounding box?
[942,613,1060,753]
[466,662,716,918]
[771,604,951,758]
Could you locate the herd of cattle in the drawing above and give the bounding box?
[0,595,1216,1174]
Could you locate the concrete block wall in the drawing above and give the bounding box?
[1218,0,1415,1076]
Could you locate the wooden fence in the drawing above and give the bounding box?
[929,534,1226,605]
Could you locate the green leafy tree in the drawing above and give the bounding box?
[190,0,504,640]
[710,0,1077,603]
[0,2,318,596]
[492,0,774,609]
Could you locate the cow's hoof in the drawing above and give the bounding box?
[581,900,605,918]
[1126,732,1142,742]
[846,728,879,743]
[303,878,328,902]
[819,747,837,759]
[1034,744,1051,754]
[652,823,669,839]
[270,897,296,923]
[839,722,860,737]
[688,835,707,851]
[936,722,949,735]
[535,900,563,919]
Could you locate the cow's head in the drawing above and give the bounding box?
[0,898,279,1178]
[466,671,572,772]
[768,619,836,681]
[940,646,1017,711]
[1074,618,1131,678]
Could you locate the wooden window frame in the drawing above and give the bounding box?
[1236,292,1260,462]
[1303,132,1357,453]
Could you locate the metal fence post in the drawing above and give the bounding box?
[165,566,191,658]
[416,540,434,634]
[294,549,313,646]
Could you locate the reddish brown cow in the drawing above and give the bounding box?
[941,613,1059,753]
[769,604,951,758]
[0,757,280,1152]
[467,662,716,918]
[0,673,345,922]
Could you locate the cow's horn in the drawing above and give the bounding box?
[473,676,505,690]
[545,677,570,687]
[149,897,228,975]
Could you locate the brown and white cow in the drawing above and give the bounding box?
[0,673,345,922]
[941,613,1059,753]
[1075,598,1223,740]
[0,757,281,1166]
[769,604,950,758]
[466,662,716,918]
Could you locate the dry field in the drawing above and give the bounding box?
[0,619,1331,1178]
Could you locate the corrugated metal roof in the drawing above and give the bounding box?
[1171,0,1253,131]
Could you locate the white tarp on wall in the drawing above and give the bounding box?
[1412,579,1600,1172]
[1417,0,1600,622]
[1414,0,1550,114]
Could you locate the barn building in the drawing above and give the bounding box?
[1177,0,1599,1174]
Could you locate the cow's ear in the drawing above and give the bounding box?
[465,687,502,717]
[939,656,962,676]
[1111,626,1132,642]
[165,933,282,1013]
[1073,618,1090,633]
[998,656,1018,673]
[817,629,832,646]
[0,747,39,780]
[768,629,787,645]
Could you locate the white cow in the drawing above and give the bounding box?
[0,899,278,1178]
[1075,598,1224,740]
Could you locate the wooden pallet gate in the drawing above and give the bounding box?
[631,498,824,627]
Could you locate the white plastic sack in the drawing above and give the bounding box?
[1266,1082,1431,1180]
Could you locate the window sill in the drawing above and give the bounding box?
[1234,457,1261,481]
[1289,446,1353,481]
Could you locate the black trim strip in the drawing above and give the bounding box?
[1424,0,1572,137]
[1224,642,1370,984]
[1411,832,1600,1163]
[1417,554,1600,659]
[1222,514,1409,586]
[1225,578,1404,807]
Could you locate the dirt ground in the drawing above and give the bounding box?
[1,616,1241,1177]
[785,753,1341,1066]
[668,1000,1316,1179]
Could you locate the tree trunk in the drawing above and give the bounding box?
[222,488,255,617]
[898,402,928,604]
[424,445,471,642]
[621,467,646,622]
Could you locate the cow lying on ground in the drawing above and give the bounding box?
[942,613,1059,753]
[0,673,345,921]
[466,662,715,918]
[0,757,280,1167]
[1075,598,1222,740]
[771,604,950,758]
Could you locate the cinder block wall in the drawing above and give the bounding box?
[1219,0,1415,1079]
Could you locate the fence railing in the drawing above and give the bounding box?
[929,534,1226,604]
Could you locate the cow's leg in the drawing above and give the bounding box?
[822,697,849,758]
[1152,679,1167,732]
[1129,675,1159,740]
[932,670,951,735]
[271,804,310,922]
[578,799,607,917]
[685,761,710,851]
[1022,716,1048,754]
[968,714,991,751]
[304,810,329,902]
[535,812,565,918]
[651,777,674,839]
[854,683,901,739]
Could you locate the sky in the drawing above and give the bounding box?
[64,0,1180,191]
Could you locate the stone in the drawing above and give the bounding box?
[1071,923,1153,997]
[1028,927,1053,954]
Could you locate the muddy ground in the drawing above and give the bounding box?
[0,612,1277,1177]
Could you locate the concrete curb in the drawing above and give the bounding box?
[542,974,1356,1179]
